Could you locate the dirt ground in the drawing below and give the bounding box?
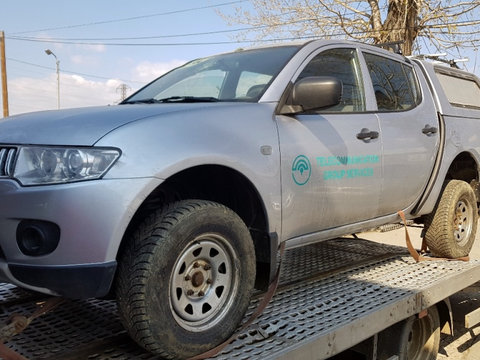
[360,223,480,360]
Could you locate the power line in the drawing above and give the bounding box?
[8,31,480,48]
[10,1,249,35]
[6,57,145,85]
[9,26,260,41]
[6,19,480,47]
[6,18,318,42]
[6,37,253,47]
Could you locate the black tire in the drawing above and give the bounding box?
[424,180,478,258]
[116,200,256,359]
[378,305,440,360]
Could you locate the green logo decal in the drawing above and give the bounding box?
[292,155,311,186]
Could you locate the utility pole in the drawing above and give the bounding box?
[116,83,131,102]
[0,31,9,118]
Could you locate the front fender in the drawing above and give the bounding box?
[96,103,282,236]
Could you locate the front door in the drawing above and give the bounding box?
[277,47,383,241]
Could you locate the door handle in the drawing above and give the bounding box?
[356,128,379,142]
[422,124,438,136]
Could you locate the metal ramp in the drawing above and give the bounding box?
[2,238,480,359]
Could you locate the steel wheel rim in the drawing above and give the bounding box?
[453,199,473,246]
[170,233,239,332]
[407,316,435,360]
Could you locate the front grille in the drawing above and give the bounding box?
[0,147,17,177]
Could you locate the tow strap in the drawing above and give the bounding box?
[398,210,469,262]
[189,242,286,360]
[0,297,65,360]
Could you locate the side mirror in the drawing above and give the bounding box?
[280,76,343,114]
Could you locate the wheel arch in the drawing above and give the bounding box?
[116,164,274,290]
[446,151,480,203]
[415,150,480,216]
[446,151,479,183]
[436,298,453,336]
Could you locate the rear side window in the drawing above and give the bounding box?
[364,53,420,111]
[436,71,480,109]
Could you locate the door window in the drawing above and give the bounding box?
[364,53,420,111]
[297,48,365,112]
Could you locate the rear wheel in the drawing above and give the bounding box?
[424,180,478,258]
[116,200,256,359]
[378,305,440,360]
[402,308,440,360]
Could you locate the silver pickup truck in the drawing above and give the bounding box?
[0,40,479,358]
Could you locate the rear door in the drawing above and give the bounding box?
[361,51,440,215]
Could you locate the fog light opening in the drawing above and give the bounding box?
[21,226,44,254]
[16,220,60,256]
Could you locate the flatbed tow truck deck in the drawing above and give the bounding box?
[2,237,480,360]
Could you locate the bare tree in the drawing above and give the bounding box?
[219,0,480,56]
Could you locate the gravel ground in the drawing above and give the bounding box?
[361,223,480,360]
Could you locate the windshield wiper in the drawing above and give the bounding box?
[122,98,163,104]
[156,96,220,103]
[122,96,221,105]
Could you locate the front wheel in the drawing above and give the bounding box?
[424,180,478,258]
[116,200,256,359]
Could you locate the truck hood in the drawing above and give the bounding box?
[0,104,217,146]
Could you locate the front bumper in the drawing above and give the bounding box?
[6,261,117,298]
[0,176,160,298]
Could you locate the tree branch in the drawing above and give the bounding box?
[217,0,480,55]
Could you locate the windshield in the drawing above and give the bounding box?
[123,46,300,104]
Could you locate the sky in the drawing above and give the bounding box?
[0,0,254,115]
[1,1,479,116]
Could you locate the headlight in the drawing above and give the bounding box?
[13,147,121,186]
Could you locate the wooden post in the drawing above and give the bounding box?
[1,31,9,118]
